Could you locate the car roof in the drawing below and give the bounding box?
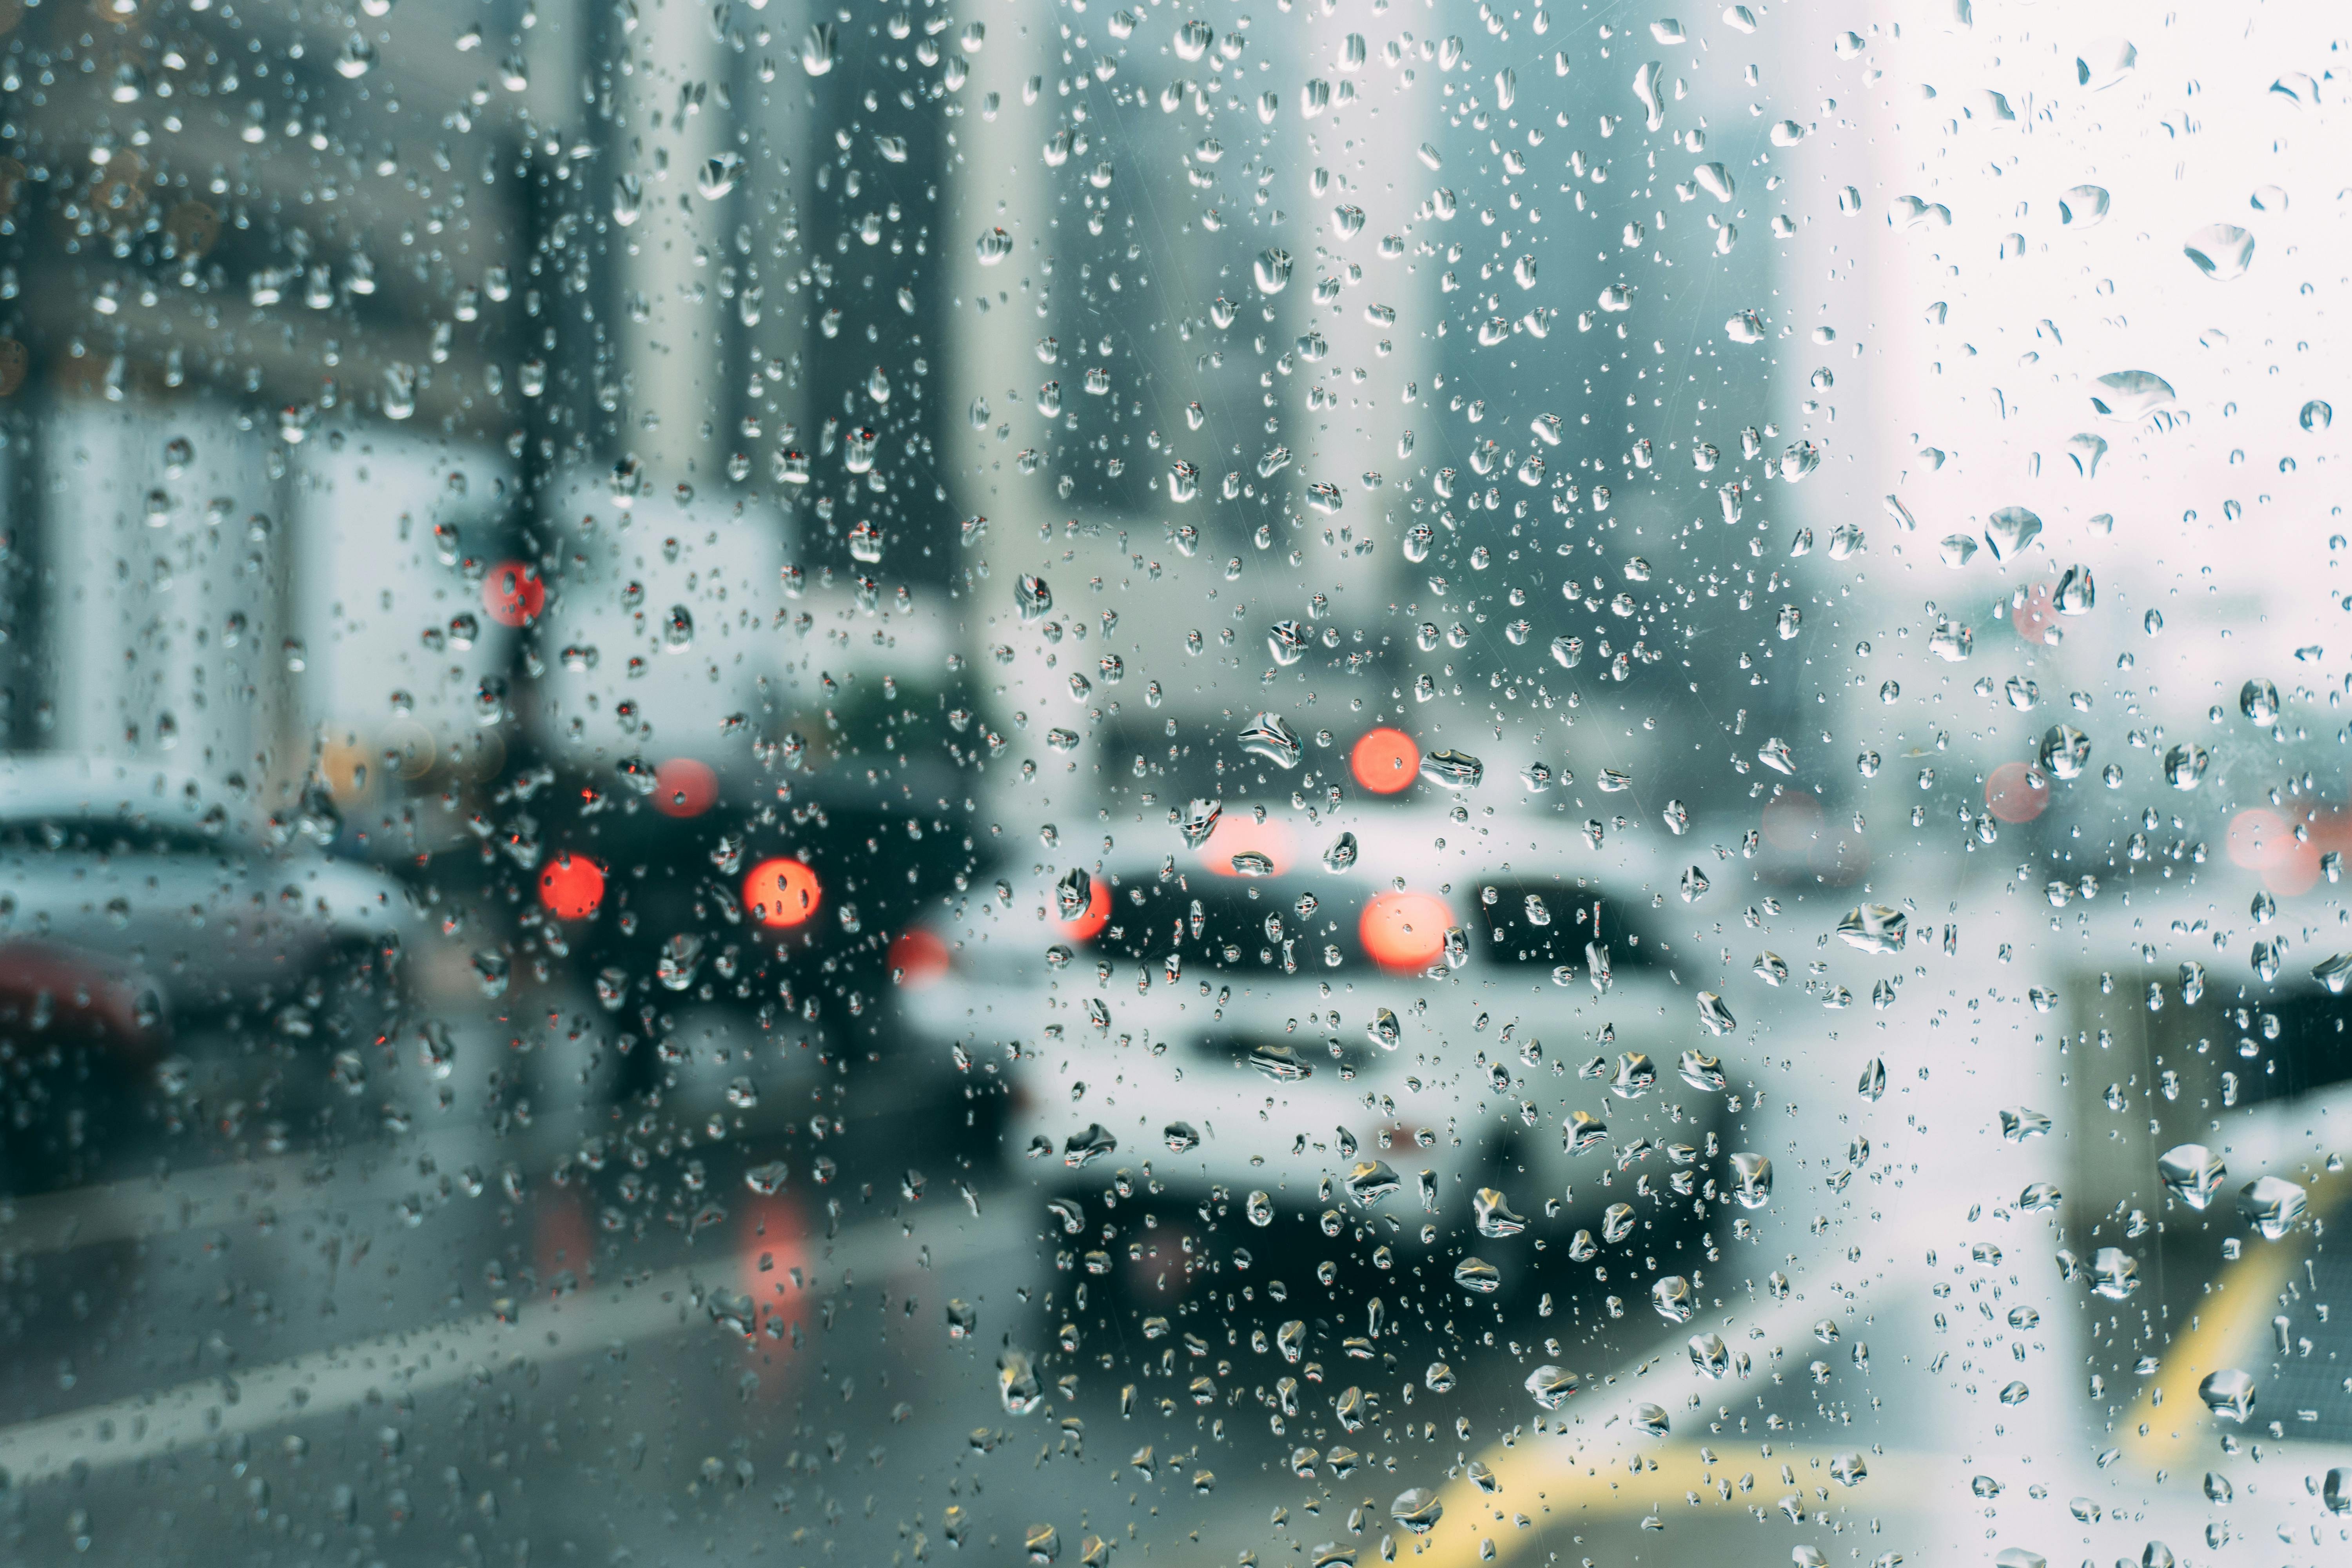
[1034,810,1684,893]
[0,755,217,817]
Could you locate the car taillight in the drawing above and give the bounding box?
[1359,891,1452,970]
[1059,877,1111,941]
[481,559,546,626]
[1198,814,1296,877]
[654,757,718,818]
[889,926,953,987]
[1351,726,1419,794]
[746,857,823,927]
[538,851,607,920]
[0,941,158,1049]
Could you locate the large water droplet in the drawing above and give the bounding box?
[1729,1152,1773,1207]
[2162,742,2209,790]
[2238,1175,2307,1240]
[2075,36,2138,91]
[2058,185,2110,227]
[1344,1160,1401,1206]
[1984,505,2044,560]
[1473,1188,1525,1238]
[2156,1144,2226,1210]
[800,21,838,75]
[2196,1368,2256,1423]
[1450,1257,1501,1295]
[2183,223,2255,281]
[2090,370,2176,421]
[1238,712,1302,768]
[2038,724,2092,781]
[1836,905,1909,953]
[2090,1246,2139,1299]
[1523,1364,1577,1409]
[1419,748,1482,789]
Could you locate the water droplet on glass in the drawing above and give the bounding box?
[2090,1246,2139,1299]
[1857,1058,1887,1100]
[1451,1257,1501,1294]
[1254,249,1293,295]
[2058,185,2111,227]
[2090,369,2176,421]
[2238,1175,2307,1240]
[1836,905,1909,954]
[1474,1188,1526,1237]
[2076,37,2138,90]
[2156,1144,2226,1210]
[2182,223,2254,281]
[1984,505,2043,561]
[2300,398,2332,432]
[1419,748,1482,789]
[1695,991,1737,1035]
[1239,712,1303,768]
[2196,1368,2256,1423]
[801,21,838,75]
[1729,1152,1773,1207]
[998,1350,1043,1414]
[1523,1364,1578,1409]
[2038,725,2091,781]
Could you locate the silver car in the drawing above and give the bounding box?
[0,756,421,1185]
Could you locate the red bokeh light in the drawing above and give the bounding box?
[2011,584,2059,645]
[745,857,824,928]
[1200,814,1297,877]
[653,757,719,818]
[1060,877,1111,941]
[888,926,952,987]
[2230,807,2322,896]
[1985,761,2051,824]
[537,851,606,920]
[1351,727,1420,794]
[482,560,547,627]
[1359,891,1453,972]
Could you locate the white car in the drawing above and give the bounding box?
[903,805,1762,1291]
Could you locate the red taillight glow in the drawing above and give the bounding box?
[889,927,952,987]
[538,851,607,920]
[745,857,823,928]
[1060,877,1111,941]
[1200,814,1296,877]
[482,560,546,627]
[1359,890,1452,971]
[1351,727,1419,794]
[1983,762,2049,825]
[654,757,719,818]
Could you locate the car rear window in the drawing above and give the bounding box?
[1078,876,1367,973]
[1470,880,1668,971]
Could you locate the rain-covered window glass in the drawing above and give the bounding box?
[2,3,2349,1566]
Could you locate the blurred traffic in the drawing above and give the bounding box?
[0,2,2349,1566]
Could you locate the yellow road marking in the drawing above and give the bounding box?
[1401,1439,1935,1568]
[2119,1167,2347,1472]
